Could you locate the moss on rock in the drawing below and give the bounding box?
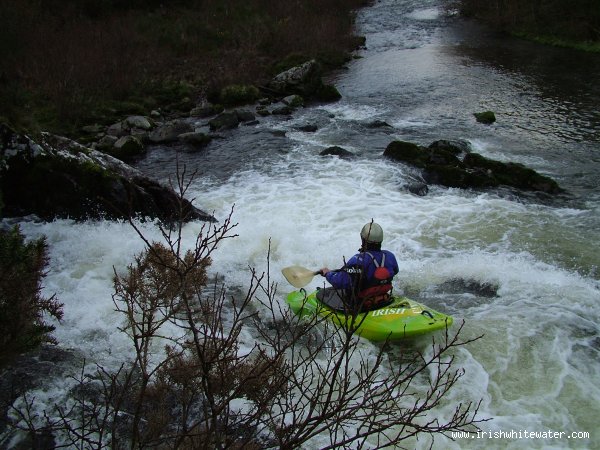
[384,139,563,195]
[474,111,496,124]
[219,84,260,107]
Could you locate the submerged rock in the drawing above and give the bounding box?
[0,124,214,222]
[365,119,393,129]
[474,110,496,124]
[384,139,562,195]
[178,131,212,148]
[407,182,429,196]
[297,123,318,132]
[320,146,355,158]
[208,112,240,131]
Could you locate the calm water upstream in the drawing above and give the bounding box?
[10,0,600,448]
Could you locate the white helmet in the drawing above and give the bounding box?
[360,222,383,244]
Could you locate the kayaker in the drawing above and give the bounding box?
[319,222,399,311]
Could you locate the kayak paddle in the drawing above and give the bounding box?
[281,266,322,288]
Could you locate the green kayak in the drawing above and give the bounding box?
[285,288,453,342]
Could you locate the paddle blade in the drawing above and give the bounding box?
[282,266,317,288]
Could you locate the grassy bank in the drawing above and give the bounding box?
[454,0,600,52]
[0,0,368,136]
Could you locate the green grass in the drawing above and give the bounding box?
[513,31,600,52]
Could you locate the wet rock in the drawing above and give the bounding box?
[0,124,215,222]
[149,119,194,143]
[428,139,471,156]
[110,135,145,162]
[383,140,430,168]
[297,124,318,132]
[208,112,240,131]
[282,95,304,107]
[407,182,429,196]
[178,132,212,147]
[384,139,562,195]
[463,152,562,193]
[474,110,496,124]
[436,278,499,298]
[235,109,256,123]
[314,84,342,102]
[255,106,271,117]
[320,146,355,158]
[271,105,294,115]
[366,119,393,129]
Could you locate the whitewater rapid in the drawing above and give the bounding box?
[8,0,600,448]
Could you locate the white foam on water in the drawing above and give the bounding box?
[186,147,600,447]
[406,7,441,21]
[320,101,388,122]
[11,141,599,446]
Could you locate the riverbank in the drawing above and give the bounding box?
[453,0,600,52]
[0,0,368,138]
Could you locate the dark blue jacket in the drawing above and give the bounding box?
[325,250,399,294]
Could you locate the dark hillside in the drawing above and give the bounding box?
[0,0,368,135]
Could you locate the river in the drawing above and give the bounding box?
[10,0,600,448]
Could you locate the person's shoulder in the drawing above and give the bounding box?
[383,249,398,259]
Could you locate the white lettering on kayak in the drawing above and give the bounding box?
[371,306,422,317]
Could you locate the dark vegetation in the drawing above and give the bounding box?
[0,0,368,136]
[0,225,63,366]
[454,0,600,50]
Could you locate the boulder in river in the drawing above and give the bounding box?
[0,124,214,222]
[109,135,146,162]
[148,119,194,144]
[320,146,356,158]
[474,111,496,124]
[383,139,562,195]
[268,60,342,102]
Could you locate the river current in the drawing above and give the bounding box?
[10,0,600,448]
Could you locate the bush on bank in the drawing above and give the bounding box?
[0,226,63,367]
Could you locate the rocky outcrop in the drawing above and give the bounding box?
[383,139,562,195]
[0,124,214,222]
[267,60,341,102]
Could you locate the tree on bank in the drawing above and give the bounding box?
[4,171,485,448]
